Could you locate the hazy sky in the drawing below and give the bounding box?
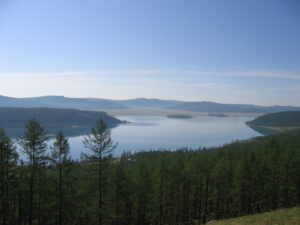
[0,0,299,106]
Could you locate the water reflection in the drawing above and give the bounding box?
[7,116,262,159]
[5,124,118,138]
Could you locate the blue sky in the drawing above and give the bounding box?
[0,0,299,105]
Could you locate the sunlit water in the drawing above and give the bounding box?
[59,115,261,159]
[13,116,262,160]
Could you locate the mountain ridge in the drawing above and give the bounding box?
[1,95,299,113]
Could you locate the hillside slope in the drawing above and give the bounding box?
[206,207,300,225]
[0,107,123,128]
[247,111,300,127]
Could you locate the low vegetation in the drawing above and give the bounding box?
[206,207,300,225]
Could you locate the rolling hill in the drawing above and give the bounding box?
[247,111,300,127]
[0,107,123,128]
[1,95,300,114]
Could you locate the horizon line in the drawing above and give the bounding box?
[0,69,300,80]
[1,94,299,107]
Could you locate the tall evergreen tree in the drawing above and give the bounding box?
[19,119,48,225]
[0,128,18,225]
[51,131,71,225]
[83,120,117,225]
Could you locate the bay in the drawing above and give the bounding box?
[63,115,261,159]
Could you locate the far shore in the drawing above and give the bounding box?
[247,124,300,133]
[104,107,263,117]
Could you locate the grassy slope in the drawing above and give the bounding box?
[206,208,300,225]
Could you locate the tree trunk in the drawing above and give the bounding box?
[29,165,34,225]
[203,175,209,224]
[0,148,6,225]
[99,153,102,225]
[159,167,163,225]
[59,161,63,225]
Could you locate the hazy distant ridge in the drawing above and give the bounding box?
[0,95,127,110]
[167,101,300,113]
[0,95,299,113]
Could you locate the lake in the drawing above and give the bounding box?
[54,115,262,159]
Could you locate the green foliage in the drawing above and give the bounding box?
[83,119,117,225]
[83,120,117,159]
[19,119,49,225]
[0,129,18,225]
[51,131,72,225]
[51,131,71,163]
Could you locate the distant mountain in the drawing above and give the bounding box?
[113,98,183,108]
[1,95,299,114]
[167,101,300,113]
[0,95,127,110]
[231,104,300,113]
[0,107,123,128]
[246,111,300,127]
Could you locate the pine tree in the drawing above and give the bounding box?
[0,128,18,225]
[19,119,48,225]
[51,131,71,225]
[83,120,117,225]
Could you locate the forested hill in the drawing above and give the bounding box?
[0,107,122,128]
[247,111,300,127]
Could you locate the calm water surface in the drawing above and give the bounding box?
[62,115,261,159]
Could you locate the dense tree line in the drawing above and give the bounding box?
[0,118,300,225]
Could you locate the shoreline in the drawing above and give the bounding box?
[246,124,300,133]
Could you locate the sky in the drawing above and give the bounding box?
[0,0,299,106]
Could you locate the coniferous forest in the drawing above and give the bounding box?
[1,119,300,225]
